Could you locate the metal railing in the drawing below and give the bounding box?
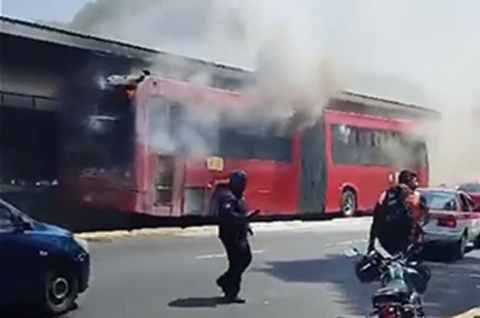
[0,90,59,111]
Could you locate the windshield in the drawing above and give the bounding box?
[418,190,458,211]
[0,198,34,223]
[458,183,480,193]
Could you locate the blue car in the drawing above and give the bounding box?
[0,198,90,316]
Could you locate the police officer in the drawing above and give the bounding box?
[214,170,260,303]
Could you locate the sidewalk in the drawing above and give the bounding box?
[451,308,480,318]
[75,217,373,241]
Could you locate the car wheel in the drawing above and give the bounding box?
[42,266,79,316]
[453,233,467,260]
[474,235,480,250]
[341,189,357,217]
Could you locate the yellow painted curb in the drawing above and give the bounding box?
[72,217,367,241]
[74,228,181,241]
[450,307,480,318]
[74,225,217,241]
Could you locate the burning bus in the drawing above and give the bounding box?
[59,71,439,230]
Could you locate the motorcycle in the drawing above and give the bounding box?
[343,244,430,318]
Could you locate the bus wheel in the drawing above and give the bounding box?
[341,189,356,217]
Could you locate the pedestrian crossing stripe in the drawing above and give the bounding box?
[450,307,480,318]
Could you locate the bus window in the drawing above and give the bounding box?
[332,124,411,167]
[217,120,292,163]
[407,140,428,169]
[147,97,185,153]
[332,124,357,164]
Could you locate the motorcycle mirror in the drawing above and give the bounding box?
[343,247,360,258]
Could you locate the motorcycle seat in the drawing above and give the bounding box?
[372,283,410,305]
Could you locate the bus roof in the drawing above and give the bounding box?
[332,91,441,120]
[132,74,440,119]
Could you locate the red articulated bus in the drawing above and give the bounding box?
[60,72,439,229]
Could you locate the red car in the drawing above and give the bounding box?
[456,182,480,206]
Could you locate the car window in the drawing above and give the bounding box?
[0,199,33,223]
[420,191,458,211]
[0,203,14,229]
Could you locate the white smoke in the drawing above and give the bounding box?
[79,0,351,155]
[320,0,480,185]
[62,0,480,184]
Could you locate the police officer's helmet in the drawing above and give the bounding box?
[229,170,247,186]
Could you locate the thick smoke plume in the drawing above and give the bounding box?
[64,0,480,184]
[70,0,349,157]
[323,0,480,185]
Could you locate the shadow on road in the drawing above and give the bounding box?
[258,249,480,317]
[168,296,228,308]
[424,254,480,317]
[257,253,372,316]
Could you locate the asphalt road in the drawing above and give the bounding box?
[66,218,479,318]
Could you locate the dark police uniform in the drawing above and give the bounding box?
[215,188,253,299]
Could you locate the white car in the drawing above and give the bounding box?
[418,188,480,260]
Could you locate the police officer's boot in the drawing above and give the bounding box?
[225,294,246,304]
[216,276,227,294]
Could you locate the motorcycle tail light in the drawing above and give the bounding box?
[379,304,397,318]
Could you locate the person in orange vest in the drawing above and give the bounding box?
[368,170,428,254]
[400,171,429,244]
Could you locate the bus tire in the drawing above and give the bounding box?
[341,189,357,217]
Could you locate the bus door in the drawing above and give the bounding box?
[299,121,327,214]
[154,155,175,208]
[147,94,185,216]
[153,155,186,217]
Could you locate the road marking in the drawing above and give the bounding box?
[325,239,367,247]
[196,238,367,260]
[196,239,366,260]
[196,249,265,260]
[196,253,225,260]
